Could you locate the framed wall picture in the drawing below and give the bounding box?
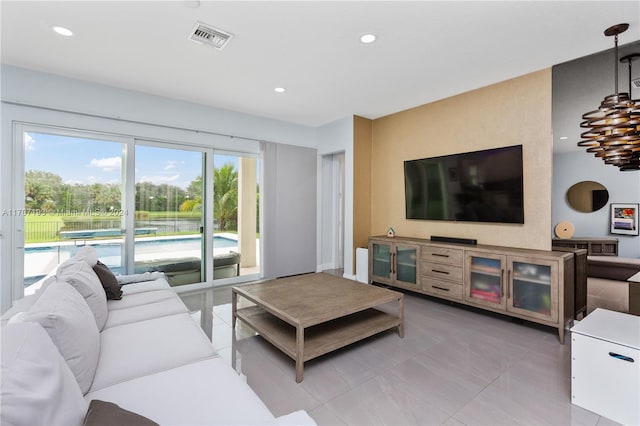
[610,203,639,236]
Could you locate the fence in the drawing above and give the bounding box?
[25,219,202,243]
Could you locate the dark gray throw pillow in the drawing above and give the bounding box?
[92,261,123,300]
[84,400,159,426]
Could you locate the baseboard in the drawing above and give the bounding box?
[318,262,334,272]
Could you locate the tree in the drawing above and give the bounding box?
[213,164,238,231]
[179,167,239,231]
[24,170,63,210]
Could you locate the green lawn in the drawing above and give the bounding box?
[23,212,250,244]
[24,212,202,243]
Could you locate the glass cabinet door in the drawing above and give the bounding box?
[508,257,558,322]
[395,244,418,286]
[465,252,507,309]
[370,242,392,283]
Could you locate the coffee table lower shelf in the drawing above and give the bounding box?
[235,305,402,381]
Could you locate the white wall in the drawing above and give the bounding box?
[1,65,316,147]
[319,155,337,269]
[0,65,318,311]
[315,117,354,278]
[553,152,640,258]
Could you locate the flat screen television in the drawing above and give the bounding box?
[404,145,524,224]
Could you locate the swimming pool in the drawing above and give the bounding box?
[24,234,238,286]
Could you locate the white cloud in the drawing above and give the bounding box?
[138,174,180,185]
[89,157,121,171]
[164,161,177,170]
[24,133,35,151]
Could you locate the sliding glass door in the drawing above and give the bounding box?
[134,144,206,286]
[213,152,260,282]
[21,129,127,289]
[17,125,262,297]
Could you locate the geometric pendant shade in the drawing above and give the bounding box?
[578,23,640,171]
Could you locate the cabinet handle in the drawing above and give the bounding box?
[432,285,450,292]
[389,253,396,275]
[609,352,635,363]
[432,253,449,258]
[432,269,449,275]
[507,269,511,299]
[500,269,504,298]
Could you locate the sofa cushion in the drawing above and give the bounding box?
[89,313,216,392]
[588,256,640,281]
[107,289,177,311]
[10,281,100,395]
[75,245,99,266]
[57,259,108,330]
[120,277,171,295]
[84,400,158,426]
[85,358,280,425]
[93,261,123,300]
[1,322,87,426]
[117,272,166,286]
[103,297,188,329]
[0,292,41,327]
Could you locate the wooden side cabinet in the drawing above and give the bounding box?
[369,236,575,343]
[552,238,618,256]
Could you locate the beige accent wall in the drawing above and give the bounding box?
[353,115,373,267]
[370,69,553,250]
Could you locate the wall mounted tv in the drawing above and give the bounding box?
[404,145,524,224]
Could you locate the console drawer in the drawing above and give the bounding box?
[421,246,463,266]
[421,262,463,283]
[422,279,463,300]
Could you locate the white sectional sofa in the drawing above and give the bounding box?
[1,247,315,426]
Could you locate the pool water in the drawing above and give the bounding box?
[24,235,238,286]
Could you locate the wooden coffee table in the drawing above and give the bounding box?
[232,273,404,382]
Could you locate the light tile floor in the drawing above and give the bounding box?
[210,281,622,426]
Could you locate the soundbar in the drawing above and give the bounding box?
[430,236,478,245]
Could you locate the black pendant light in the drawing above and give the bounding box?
[578,23,640,171]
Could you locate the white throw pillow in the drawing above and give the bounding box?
[57,259,108,330]
[10,281,101,395]
[1,321,87,425]
[74,245,99,266]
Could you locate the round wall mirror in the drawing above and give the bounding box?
[566,181,609,213]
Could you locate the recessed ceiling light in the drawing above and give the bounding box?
[360,34,377,44]
[559,136,568,140]
[274,87,286,93]
[52,26,73,37]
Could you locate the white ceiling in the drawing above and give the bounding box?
[1,1,640,128]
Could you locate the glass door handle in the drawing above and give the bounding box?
[507,269,511,298]
[500,269,504,298]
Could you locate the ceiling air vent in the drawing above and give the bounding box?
[189,22,233,50]
[632,78,640,89]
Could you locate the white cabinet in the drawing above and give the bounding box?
[571,309,640,425]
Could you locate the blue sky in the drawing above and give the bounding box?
[25,132,240,189]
